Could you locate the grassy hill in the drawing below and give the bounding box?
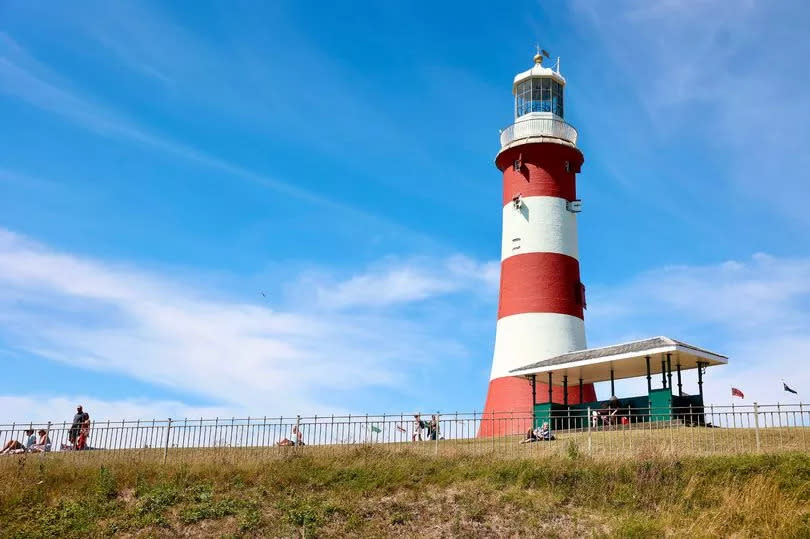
[2,447,809,537]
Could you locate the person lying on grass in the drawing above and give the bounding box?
[0,429,35,454]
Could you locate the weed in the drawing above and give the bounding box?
[179,497,238,523]
[238,505,262,531]
[94,466,118,500]
[566,439,582,460]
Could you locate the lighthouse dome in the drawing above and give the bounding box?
[512,53,566,119]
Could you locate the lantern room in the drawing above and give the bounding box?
[513,52,566,119]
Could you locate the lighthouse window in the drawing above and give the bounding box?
[515,78,564,118]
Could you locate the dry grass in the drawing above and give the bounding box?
[29,424,806,469]
[1,446,809,537]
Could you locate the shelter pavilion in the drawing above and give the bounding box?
[510,336,727,429]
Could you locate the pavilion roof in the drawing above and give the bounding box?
[509,336,727,386]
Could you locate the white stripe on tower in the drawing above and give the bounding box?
[501,196,579,261]
[490,313,585,379]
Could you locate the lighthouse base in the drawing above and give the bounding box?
[478,376,596,437]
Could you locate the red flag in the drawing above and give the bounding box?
[731,387,744,399]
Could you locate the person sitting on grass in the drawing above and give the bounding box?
[292,425,304,446]
[520,422,555,443]
[278,425,305,447]
[1,429,36,454]
[28,430,51,453]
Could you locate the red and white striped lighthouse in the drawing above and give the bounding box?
[480,51,596,436]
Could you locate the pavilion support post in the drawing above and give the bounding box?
[697,361,704,402]
[676,364,683,396]
[578,378,583,404]
[661,358,667,389]
[563,375,568,407]
[610,368,615,397]
[548,372,553,404]
[645,356,652,393]
[531,375,537,427]
[666,353,673,393]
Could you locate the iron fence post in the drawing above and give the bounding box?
[587,407,592,453]
[777,403,784,450]
[491,411,495,453]
[473,410,477,452]
[434,412,440,456]
[753,403,761,453]
[163,418,172,464]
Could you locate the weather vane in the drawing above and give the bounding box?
[534,43,550,63]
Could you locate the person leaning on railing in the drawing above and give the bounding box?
[411,414,424,442]
[427,415,439,441]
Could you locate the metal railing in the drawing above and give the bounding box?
[499,116,578,148]
[1,403,807,463]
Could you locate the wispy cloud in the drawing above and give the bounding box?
[0,228,496,421]
[0,395,232,424]
[3,225,809,419]
[588,253,810,404]
[571,0,810,222]
[311,255,498,310]
[0,32,428,244]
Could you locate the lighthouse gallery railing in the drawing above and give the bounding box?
[500,116,578,148]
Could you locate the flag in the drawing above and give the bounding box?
[783,382,798,395]
[731,387,744,399]
[370,425,381,434]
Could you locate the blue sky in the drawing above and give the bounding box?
[2,0,810,421]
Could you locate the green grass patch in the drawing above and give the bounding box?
[1,449,809,537]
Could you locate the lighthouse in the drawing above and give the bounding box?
[480,51,596,436]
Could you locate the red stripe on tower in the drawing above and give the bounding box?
[479,52,595,437]
[497,252,583,319]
